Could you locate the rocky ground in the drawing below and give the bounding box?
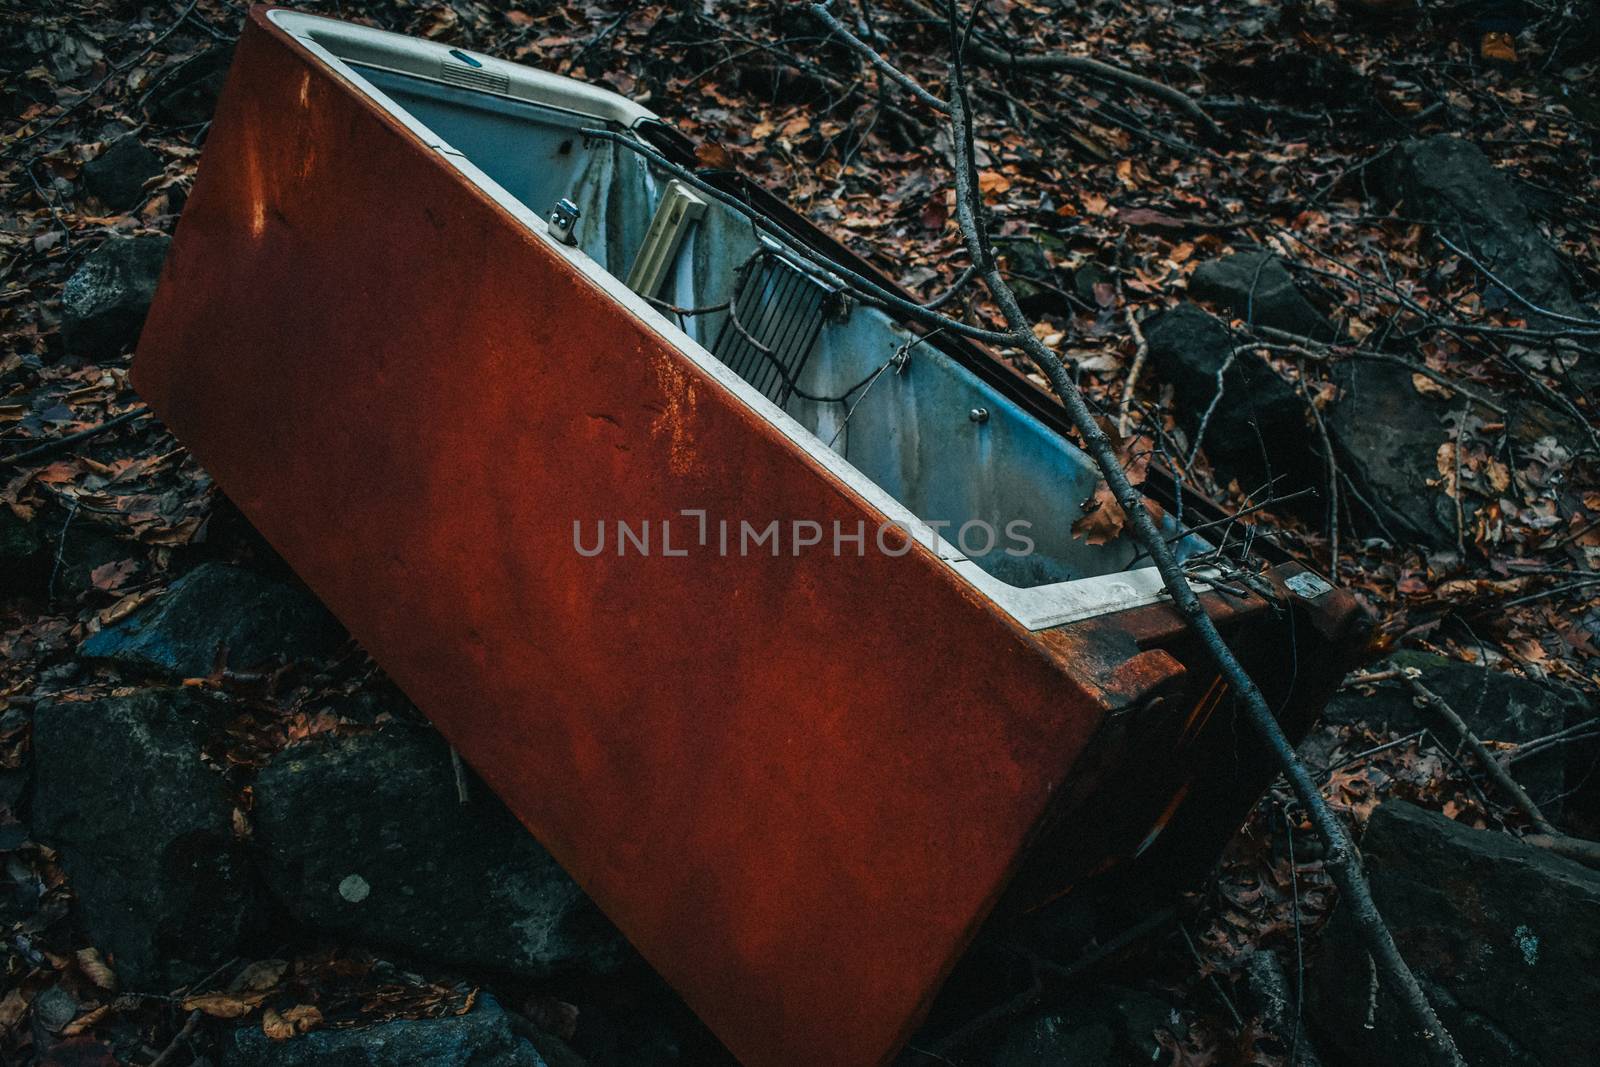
[3,0,1599,1065]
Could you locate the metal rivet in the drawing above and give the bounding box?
[969,407,989,424]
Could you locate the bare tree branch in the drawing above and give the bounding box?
[1401,665,1555,831]
[1396,663,1600,870]
[936,10,1464,1064]
[899,0,1221,137]
[1245,325,1510,416]
[0,407,151,469]
[1295,358,1344,574]
[1438,234,1600,330]
[1116,306,1148,436]
[809,2,950,113]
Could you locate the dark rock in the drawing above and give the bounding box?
[148,48,233,127]
[1188,252,1337,340]
[1507,391,1590,455]
[521,1026,587,1067]
[1385,136,1581,317]
[1144,303,1320,497]
[83,136,163,212]
[988,986,1182,1066]
[7,499,133,603]
[33,1036,119,1067]
[1238,52,1365,113]
[998,236,1071,319]
[566,967,729,1067]
[1326,650,1580,736]
[31,985,79,1033]
[30,689,258,990]
[577,1009,686,1067]
[223,995,547,1067]
[60,235,170,360]
[1239,951,1325,1067]
[49,520,129,603]
[79,562,345,680]
[992,1016,1115,1067]
[1324,357,1583,550]
[1325,651,1585,809]
[1072,261,1114,308]
[252,728,628,979]
[1308,801,1600,1067]
[0,507,49,597]
[330,681,428,727]
[1324,358,1459,549]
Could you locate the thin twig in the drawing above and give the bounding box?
[1247,325,1508,416]
[450,746,470,805]
[934,908,1175,1056]
[25,162,72,243]
[1395,664,1555,833]
[571,0,639,68]
[1180,922,1244,1031]
[1,407,151,468]
[923,263,977,310]
[48,498,79,603]
[1438,234,1600,329]
[810,2,949,113]
[693,19,930,135]
[1498,577,1600,609]
[1186,347,1237,468]
[1117,306,1148,436]
[1509,717,1600,762]
[1296,359,1342,574]
[1451,406,1467,555]
[1163,487,1316,545]
[1346,668,1402,685]
[1279,804,1307,1067]
[1520,833,1600,869]
[900,0,1221,136]
[645,296,729,317]
[1395,663,1600,869]
[147,1009,202,1067]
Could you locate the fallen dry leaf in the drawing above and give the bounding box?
[694,141,737,170]
[1413,372,1454,400]
[232,958,289,993]
[1072,480,1126,546]
[75,948,117,993]
[88,560,138,594]
[182,991,267,1019]
[0,988,27,1030]
[1480,31,1517,63]
[977,170,1011,197]
[262,1004,322,1040]
[99,588,161,626]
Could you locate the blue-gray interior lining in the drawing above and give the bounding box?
[351,64,1211,587]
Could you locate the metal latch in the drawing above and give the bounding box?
[1284,571,1333,600]
[548,198,581,245]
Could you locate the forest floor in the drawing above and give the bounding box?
[2,1,1598,1065]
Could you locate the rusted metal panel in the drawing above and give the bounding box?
[132,10,1364,1065]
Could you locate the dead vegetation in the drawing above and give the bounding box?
[2,1,1599,1065]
